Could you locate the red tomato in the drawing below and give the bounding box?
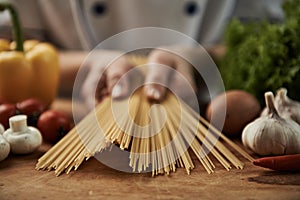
[37,110,72,143]
[0,104,17,129]
[16,98,47,115]
[16,98,47,126]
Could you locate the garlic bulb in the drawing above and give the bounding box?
[261,88,300,124]
[242,92,300,156]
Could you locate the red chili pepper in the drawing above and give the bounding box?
[253,154,300,171]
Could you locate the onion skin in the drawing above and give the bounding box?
[206,90,261,136]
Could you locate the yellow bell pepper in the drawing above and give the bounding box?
[0,3,59,105]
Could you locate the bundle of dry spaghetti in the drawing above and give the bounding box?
[36,86,254,176]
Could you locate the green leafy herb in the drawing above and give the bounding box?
[220,0,300,105]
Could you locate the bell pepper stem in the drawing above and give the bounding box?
[0,2,24,52]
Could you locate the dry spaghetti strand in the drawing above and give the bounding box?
[36,87,252,176]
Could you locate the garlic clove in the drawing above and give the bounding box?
[275,88,300,124]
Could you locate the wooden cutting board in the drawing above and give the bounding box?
[1,144,300,200]
[0,99,299,200]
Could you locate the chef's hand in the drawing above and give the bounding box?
[81,48,197,110]
[81,51,133,109]
[144,49,197,107]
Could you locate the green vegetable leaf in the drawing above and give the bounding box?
[220,0,300,105]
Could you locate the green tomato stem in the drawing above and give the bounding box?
[0,2,24,52]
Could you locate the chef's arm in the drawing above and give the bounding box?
[58,51,89,98]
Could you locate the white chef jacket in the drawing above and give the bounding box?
[0,0,284,50]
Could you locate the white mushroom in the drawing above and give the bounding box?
[0,124,4,134]
[3,115,42,154]
[0,123,10,162]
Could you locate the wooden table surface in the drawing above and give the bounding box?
[0,99,300,200]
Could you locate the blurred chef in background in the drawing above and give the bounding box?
[0,0,284,109]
